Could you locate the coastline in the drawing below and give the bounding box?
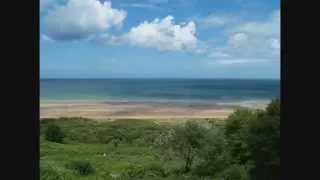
[40,79,276,121]
[40,100,268,121]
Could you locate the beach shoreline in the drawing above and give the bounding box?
[40,79,276,121]
[40,100,267,121]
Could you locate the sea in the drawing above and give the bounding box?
[40,79,280,108]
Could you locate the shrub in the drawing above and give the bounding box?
[65,160,94,176]
[45,124,65,143]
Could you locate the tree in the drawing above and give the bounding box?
[194,128,230,177]
[169,121,207,172]
[247,98,280,180]
[224,108,257,164]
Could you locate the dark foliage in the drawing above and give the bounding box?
[45,124,65,143]
[224,108,257,164]
[218,164,249,180]
[193,128,230,177]
[247,98,280,180]
[193,99,280,180]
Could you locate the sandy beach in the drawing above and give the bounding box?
[40,101,236,120]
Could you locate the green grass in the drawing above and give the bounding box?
[40,117,216,179]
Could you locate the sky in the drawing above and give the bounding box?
[40,0,280,79]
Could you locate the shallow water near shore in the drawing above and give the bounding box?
[41,78,279,109]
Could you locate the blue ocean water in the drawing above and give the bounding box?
[40,79,280,107]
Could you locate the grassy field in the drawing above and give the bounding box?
[40,117,224,180]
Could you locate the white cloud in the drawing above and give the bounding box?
[231,10,280,36]
[216,35,279,61]
[208,52,231,58]
[206,10,280,62]
[210,59,268,65]
[44,0,127,41]
[110,16,203,52]
[191,14,236,27]
[228,33,248,46]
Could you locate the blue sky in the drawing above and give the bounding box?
[40,0,280,79]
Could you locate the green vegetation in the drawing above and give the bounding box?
[65,160,95,176]
[40,99,280,180]
[45,124,65,143]
[168,121,206,173]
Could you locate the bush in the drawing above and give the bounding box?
[65,160,94,176]
[45,124,65,143]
